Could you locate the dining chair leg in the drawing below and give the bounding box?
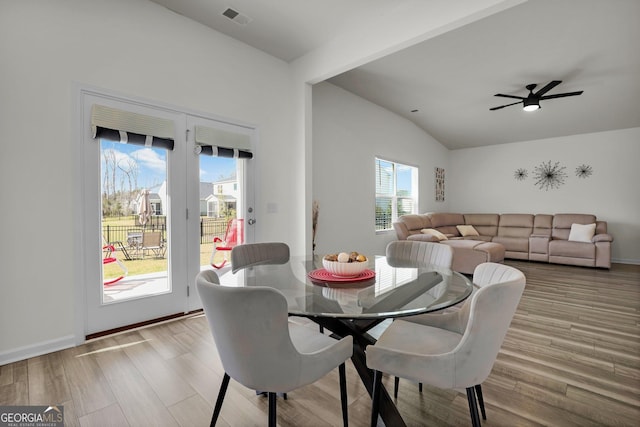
[268,392,277,427]
[474,384,486,420]
[370,370,383,427]
[256,390,287,399]
[393,376,399,398]
[392,377,422,398]
[210,373,230,427]
[339,363,349,427]
[466,387,482,427]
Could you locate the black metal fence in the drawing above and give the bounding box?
[103,216,230,245]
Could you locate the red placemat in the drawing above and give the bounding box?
[308,268,375,284]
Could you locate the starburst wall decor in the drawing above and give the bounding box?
[533,160,567,191]
[514,168,528,181]
[575,164,593,178]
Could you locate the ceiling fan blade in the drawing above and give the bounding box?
[490,100,522,111]
[540,91,584,100]
[494,94,525,100]
[534,80,562,97]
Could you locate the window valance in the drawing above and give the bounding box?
[91,104,175,150]
[194,125,253,159]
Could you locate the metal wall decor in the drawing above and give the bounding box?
[435,167,445,202]
[532,160,567,191]
[514,168,528,181]
[575,164,593,178]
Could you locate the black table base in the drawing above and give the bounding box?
[309,316,406,427]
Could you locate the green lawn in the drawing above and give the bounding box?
[102,215,226,280]
[103,242,222,282]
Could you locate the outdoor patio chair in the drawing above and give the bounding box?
[210,218,244,269]
[140,231,165,258]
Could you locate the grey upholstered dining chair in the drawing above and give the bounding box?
[196,270,352,427]
[367,262,525,427]
[384,240,454,397]
[230,242,290,273]
[385,240,454,270]
[231,241,320,336]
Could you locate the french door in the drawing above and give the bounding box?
[185,114,255,312]
[79,89,255,336]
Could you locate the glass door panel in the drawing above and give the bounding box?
[100,140,170,303]
[198,155,241,270]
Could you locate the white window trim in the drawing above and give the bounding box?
[375,157,418,232]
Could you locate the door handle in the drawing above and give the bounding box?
[248,218,256,225]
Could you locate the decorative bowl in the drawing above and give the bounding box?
[322,257,368,278]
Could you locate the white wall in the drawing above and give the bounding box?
[449,127,640,264]
[0,0,293,360]
[312,82,450,257]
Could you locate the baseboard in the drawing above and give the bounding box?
[612,258,640,265]
[0,335,75,366]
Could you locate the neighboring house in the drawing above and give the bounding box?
[199,181,214,216]
[149,192,162,215]
[153,178,238,217]
[204,175,238,217]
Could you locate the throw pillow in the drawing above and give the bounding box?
[568,223,596,242]
[456,225,480,237]
[420,228,448,241]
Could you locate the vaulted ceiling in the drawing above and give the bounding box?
[148,0,640,149]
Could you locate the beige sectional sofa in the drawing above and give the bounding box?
[394,212,613,272]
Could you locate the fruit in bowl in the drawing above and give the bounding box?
[323,251,368,278]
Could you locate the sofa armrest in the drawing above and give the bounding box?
[393,222,410,240]
[593,233,613,243]
[529,234,550,258]
[407,234,439,243]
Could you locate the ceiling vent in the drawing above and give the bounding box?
[222,7,252,26]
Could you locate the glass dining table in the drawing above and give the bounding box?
[213,255,474,426]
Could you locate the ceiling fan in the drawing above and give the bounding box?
[490,80,583,111]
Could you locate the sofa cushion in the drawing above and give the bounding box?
[399,214,432,232]
[421,228,448,241]
[441,240,505,274]
[552,214,597,240]
[498,214,534,238]
[533,214,553,236]
[456,225,479,237]
[492,236,529,253]
[463,214,499,237]
[568,223,596,243]
[428,212,464,236]
[549,240,595,259]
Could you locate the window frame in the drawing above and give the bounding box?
[375,157,418,232]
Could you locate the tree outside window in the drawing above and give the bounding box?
[375,158,418,231]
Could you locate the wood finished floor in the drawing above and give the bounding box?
[1,261,638,426]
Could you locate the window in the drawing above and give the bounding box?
[375,158,418,231]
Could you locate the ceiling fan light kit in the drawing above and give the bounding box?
[490,80,583,112]
[523,98,540,112]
